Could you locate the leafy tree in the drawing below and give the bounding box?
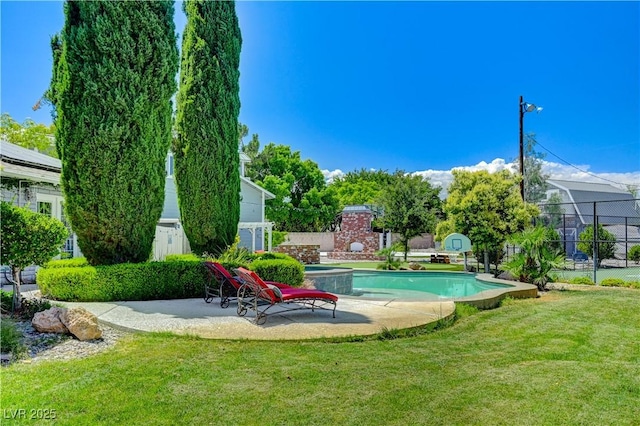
[238,123,249,145]
[174,0,241,255]
[242,133,261,161]
[503,226,565,291]
[436,170,538,273]
[247,143,340,231]
[628,245,640,264]
[541,192,565,228]
[0,201,68,310]
[517,133,549,203]
[329,169,395,208]
[378,171,441,261]
[237,123,260,161]
[577,224,617,267]
[0,113,56,157]
[51,1,179,265]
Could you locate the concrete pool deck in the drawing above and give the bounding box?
[19,274,535,341]
[52,296,456,340]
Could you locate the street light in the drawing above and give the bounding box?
[519,95,543,200]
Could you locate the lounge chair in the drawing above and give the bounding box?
[204,261,240,308]
[233,267,338,325]
[204,262,292,308]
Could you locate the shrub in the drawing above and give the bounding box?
[37,262,208,302]
[376,244,402,270]
[628,281,640,289]
[1,290,14,313]
[165,254,201,262]
[16,298,52,320]
[628,245,640,264]
[0,318,26,358]
[567,276,595,285]
[600,278,626,287]
[503,226,565,291]
[44,258,89,268]
[249,259,305,287]
[1,290,51,319]
[254,252,290,261]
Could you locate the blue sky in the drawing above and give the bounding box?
[2,1,639,189]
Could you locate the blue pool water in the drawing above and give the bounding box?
[352,271,511,300]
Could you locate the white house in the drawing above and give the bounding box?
[1,140,274,261]
[161,151,275,258]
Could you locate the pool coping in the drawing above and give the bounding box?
[454,273,538,309]
[316,268,539,309]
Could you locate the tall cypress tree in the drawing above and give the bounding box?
[53,1,179,265]
[175,0,242,255]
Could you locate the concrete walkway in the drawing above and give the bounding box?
[54,296,455,341]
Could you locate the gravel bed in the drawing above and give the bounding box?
[2,320,129,365]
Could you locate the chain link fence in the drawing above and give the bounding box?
[505,198,640,285]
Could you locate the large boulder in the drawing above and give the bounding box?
[61,307,102,341]
[32,307,69,334]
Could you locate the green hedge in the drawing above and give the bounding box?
[600,278,626,287]
[38,261,208,302]
[37,255,306,301]
[165,253,202,262]
[44,258,89,268]
[600,278,640,289]
[567,276,595,285]
[249,259,304,287]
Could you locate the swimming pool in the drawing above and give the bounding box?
[351,271,512,300]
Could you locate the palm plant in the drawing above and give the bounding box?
[504,226,566,291]
[376,243,403,270]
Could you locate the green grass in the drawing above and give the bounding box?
[2,288,639,425]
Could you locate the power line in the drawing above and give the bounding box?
[533,140,640,189]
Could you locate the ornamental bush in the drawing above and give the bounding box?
[249,258,305,287]
[44,258,89,269]
[37,255,305,301]
[600,278,627,287]
[567,276,595,285]
[38,261,207,302]
[628,245,640,264]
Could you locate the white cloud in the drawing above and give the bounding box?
[324,159,640,198]
[322,168,345,183]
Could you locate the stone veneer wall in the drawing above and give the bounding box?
[273,244,320,264]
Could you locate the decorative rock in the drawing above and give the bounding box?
[32,307,69,334]
[497,271,516,281]
[61,307,102,341]
[408,262,425,270]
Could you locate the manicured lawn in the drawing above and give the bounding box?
[2,288,639,425]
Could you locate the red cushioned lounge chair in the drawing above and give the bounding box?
[204,262,291,308]
[233,267,338,325]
